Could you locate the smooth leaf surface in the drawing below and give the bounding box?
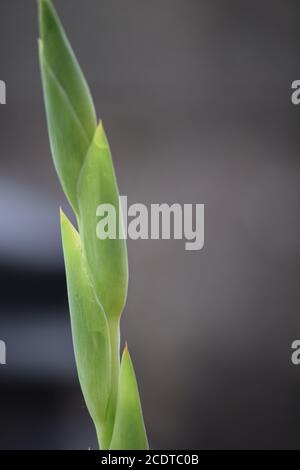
[39,0,97,213]
[39,1,148,451]
[109,346,149,450]
[78,123,128,319]
[60,210,111,426]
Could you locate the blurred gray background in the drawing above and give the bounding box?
[0,0,300,449]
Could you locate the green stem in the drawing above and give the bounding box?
[96,317,120,450]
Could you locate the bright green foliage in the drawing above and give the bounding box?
[39,0,97,214]
[110,346,149,450]
[78,123,128,320]
[60,210,111,425]
[38,0,148,450]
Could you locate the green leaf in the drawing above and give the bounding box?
[77,122,128,320]
[39,1,148,451]
[109,345,149,450]
[38,0,97,213]
[60,209,111,427]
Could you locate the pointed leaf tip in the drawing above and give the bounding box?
[109,349,148,450]
[38,0,97,213]
[94,121,110,149]
[60,210,111,426]
[77,124,128,319]
[38,0,57,40]
[123,342,129,355]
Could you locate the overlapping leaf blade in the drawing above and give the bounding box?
[39,0,148,450]
[109,346,149,450]
[77,123,128,319]
[60,210,111,426]
[39,0,97,213]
